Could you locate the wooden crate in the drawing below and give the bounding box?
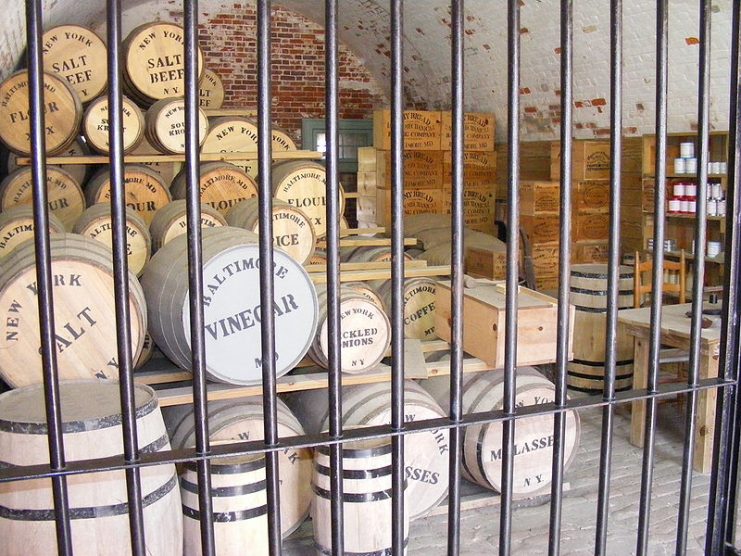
[434,281,574,367]
[574,180,609,212]
[357,171,377,196]
[440,112,496,151]
[442,150,497,188]
[441,188,496,233]
[572,240,610,264]
[356,195,377,222]
[495,141,552,200]
[373,110,441,150]
[374,187,444,226]
[550,140,611,181]
[357,146,377,172]
[521,213,560,244]
[465,244,507,280]
[520,180,560,215]
[531,243,560,278]
[375,150,443,189]
[573,212,610,242]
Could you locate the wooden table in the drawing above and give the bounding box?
[618,303,721,473]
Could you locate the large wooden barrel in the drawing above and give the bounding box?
[149,199,227,252]
[170,162,258,216]
[0,381,182,556]
[164,396,312,538]
[226,197,316,265]
[0,166,85,230]
[140,226,318,384]
[421,367,581,496]
[376,278,438,340]
[306,249,327,266]
[312,439,408,555]
[128,135,181,187]
[41,25,108,103]
[344,246,414,264]
[135,331,156,370]
[343,281,385,310]
[85,165,171,224]
[83,94,144,154]
[0,71,82,156]
[0,233,147,387]
[567,264,635,393]
[181,454,268,556]
[271,160,344,239]
[7,137,89,186]
[286,381,449,519]
[73,204,152,276]
[198,69,225,109]
[307,286,391,374]
[145,98,209,154]
[123,22,204,106]
[0,206,65,260]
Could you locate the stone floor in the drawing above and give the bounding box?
[284,401,736,555]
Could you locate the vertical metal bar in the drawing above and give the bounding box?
[389,0,406,554]
[183,1,216,554]
[709,1,741,549]
[24,1,73,554]
[256,1,283,552]
[324,1,344,554]
[594,0,622,552]
[499,0,520,553]
[106,0,146,553]
[676,0,712,551]
[446,1,465,554]
[547,0,572,553]
[635,1,669,554]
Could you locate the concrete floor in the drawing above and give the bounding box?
[284,401,735,555]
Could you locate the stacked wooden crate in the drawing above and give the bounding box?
[520,180,561,290]
[356,110,497,233]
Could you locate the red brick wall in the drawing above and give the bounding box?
[198,4,388,147]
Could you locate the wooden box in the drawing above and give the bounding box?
[520,180,560,215]
[573,212,610,242]
[442,151,497,188]
[465,244,507,280]
[521,213,560,244]
[496,141,552,200]
[572,240,610,264]
[531,243,560,278]
[550,140,611,181]
[374,187,444,226]
[356,195,377,221]
[357,171,378,196]
[574,180,609,212]
[434,281,574,367]
[440,112,496,151]
[357,146,377,172]
[373,110,441,151]
[375,150,443,189]
[441,188,496,233]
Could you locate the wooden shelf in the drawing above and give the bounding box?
[14,150,323,165]
[650,249,725,264]
[646,174,727,179]
[666,214,724,222]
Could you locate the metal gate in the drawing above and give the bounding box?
[1,0,740,554]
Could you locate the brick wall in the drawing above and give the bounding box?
[198,5,388,146]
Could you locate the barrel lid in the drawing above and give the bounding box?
[0,381,156,434]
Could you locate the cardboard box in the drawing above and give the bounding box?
[520,180,560,215]
[375,150,443,189]
[440,112,496,151]
[550,140,611,181]
[373,110,442,151]
[434,280,573,367]
[375,187,444,226]
[442,150,497,188]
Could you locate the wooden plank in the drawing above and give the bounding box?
[304,259,427,273]
[404,339,428,379]
[309,265,450,284]
[315,237,418,248]
[203,108,258,117]
[339,227,386,237]
[15,150,323,165]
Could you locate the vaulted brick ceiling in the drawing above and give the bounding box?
[1,0,734,140]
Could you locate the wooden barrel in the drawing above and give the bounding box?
[123,22,204,106]
[421,367,581,496]
[0,381,181,556]
[345,246,414,264]
[73,204,152,276]
[181,454,268,556]
[0,71,82,156]
[145,98,209,154]
[0,206,65,260]
[82,94,144,154]
[0,166,85,230]
[376,278,438,340]
[85,164,171,224]
[0,233,146,387]
[135,331,156,369]
[307,286,390,374]
[271,160,345,239]
[7,137,89,186]
[312,439,408,555]
[286,381,449,520]
[198,69,225,109]
[226,197,316,265]
[140,226,318,384]
[170,162,258,216]
[164,396,312,538]
[149,199,227,252]
[343,281,385,310]
[41,25,108,103]
[128,135,181,187]
[567,263,635,393]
